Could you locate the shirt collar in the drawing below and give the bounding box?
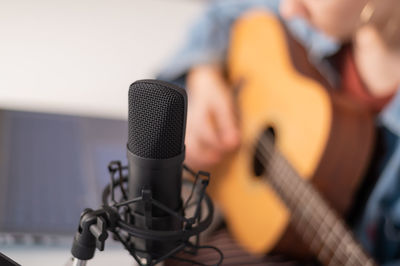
[379,88,400,136]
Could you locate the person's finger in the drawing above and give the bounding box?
[212,91,240,150]
[185,135,222,169]
[187,100,222,150]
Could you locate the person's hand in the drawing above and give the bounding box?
[185,65,240,170]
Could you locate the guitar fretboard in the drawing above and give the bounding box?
[259,135,375,266]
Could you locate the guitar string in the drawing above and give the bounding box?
[258,134,347,262]
[257,133,375,266]
[253,133,374,265]
[256,134,369,265]
[258,133,373,266]
[256,135,348,265]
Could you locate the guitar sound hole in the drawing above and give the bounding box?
[253,127,276,178]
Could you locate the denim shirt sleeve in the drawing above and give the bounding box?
[158,0,280,81]
[381,89,400,137]
[158,0,340,82]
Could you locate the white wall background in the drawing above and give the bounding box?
[0,0,206,119]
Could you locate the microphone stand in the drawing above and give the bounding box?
[72,258,87,266]
[71,259,88,266]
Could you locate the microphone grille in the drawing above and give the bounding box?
[128,80,187,159]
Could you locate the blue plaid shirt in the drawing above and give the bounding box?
[159,1,400,264]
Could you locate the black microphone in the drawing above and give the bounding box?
[70,79,219,266]
[127,80,187,261]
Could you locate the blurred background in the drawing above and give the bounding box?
[0,0,206,265]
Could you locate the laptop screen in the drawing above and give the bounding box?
[0,110,127,237]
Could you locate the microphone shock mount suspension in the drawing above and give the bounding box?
[71,161,223,266]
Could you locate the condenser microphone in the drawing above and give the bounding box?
[127,80,187,261]
[70,79,219,266]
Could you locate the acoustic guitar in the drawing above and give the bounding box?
[208,11,376,265]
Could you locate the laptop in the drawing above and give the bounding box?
[0,110,127,243]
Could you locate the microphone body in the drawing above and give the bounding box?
[127,149,184,217]
[127,80,187,261]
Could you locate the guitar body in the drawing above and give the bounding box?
[208,11,375,256]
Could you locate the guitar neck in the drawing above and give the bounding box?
[264,148,375,266]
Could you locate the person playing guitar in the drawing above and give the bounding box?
[159,0,400,265]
